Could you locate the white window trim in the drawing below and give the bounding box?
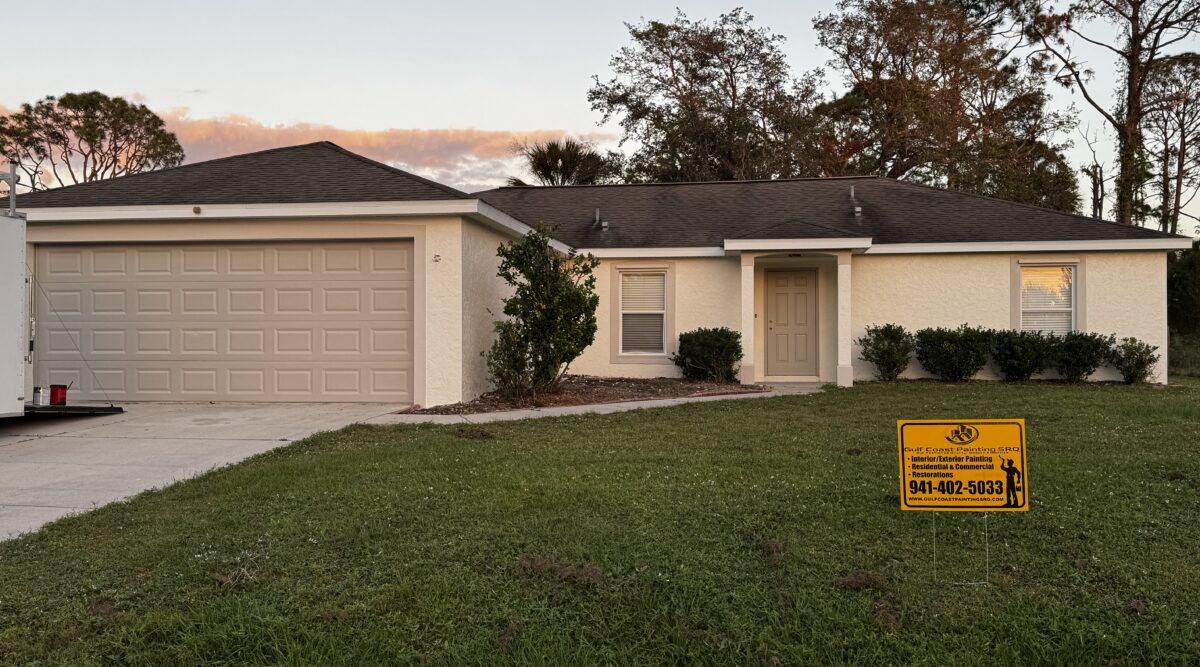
[618,270,668,356]
[1018,263,1079,334]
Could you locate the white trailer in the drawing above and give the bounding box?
[1,207,25,417]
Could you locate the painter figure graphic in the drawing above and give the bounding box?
[1000,458,1023,507]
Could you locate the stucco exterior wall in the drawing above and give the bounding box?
[460,221,511,401]
[571,256,742,378]
[851,251,1170,383]
[1084,251,1168,383]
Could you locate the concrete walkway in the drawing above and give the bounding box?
[364,383,822,426]
[0,402,396,540]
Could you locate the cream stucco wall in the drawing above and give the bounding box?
[1083,251,1168,383]
[460,221,512,401]
[851,251,1170,383]
[571,256,742,378]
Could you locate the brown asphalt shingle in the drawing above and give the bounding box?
[14,142,469,207]
[477,177,1185,248]
[14,141,1186,248]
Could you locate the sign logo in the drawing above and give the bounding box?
[897,419,1029,512]
[945,424,979,445]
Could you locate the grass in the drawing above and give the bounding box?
[2,380,1199,665]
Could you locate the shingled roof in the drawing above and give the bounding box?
[14,141,469,207]
[476,177,1187,248]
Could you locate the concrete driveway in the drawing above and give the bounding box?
[0,402,398,540]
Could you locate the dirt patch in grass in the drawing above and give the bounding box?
[86,598,117,619]
[515,554,608,588]
[406,374,767,414]
[498,620,523,648]
[846,447,863,457]
[874,595,900,630]
[452,427,495,440]
[759,538,785,568]
[835,569,885,591]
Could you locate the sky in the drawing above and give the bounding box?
[4,0,1196,226]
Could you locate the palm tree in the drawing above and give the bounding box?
[506,138,622,186]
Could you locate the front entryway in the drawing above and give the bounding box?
[765,270,818,376]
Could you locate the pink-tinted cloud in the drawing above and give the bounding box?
[160,108,614,191]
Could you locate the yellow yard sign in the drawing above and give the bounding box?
[897,420,1029,512]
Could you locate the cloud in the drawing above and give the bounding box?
[160,108,615,191]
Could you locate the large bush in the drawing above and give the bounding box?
[485,228,600,399]
[855,323,914,381]
[672,327,743,382]
[991,330,1056,382]
[1109,337,1160,384]
[1053,331,1115,383]
[915,325,993,382]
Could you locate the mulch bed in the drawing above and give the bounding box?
[404,374,769,415]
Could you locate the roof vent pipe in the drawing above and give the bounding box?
[595,208,608,230]
[850,185,862,217]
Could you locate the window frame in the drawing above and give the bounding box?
[1011,258,1086,334]
[618,271,668,355]
[610,263,675,364]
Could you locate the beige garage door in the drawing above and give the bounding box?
[34,241,414,403]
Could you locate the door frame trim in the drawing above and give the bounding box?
[763,268,819,377]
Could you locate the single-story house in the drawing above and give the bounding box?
[15,142,1191,406]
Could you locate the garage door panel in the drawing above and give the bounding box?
[40,245,415,284]
[36,241,414,403]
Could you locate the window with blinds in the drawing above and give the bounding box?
[620,272,666,353]
[1021,265,1075,335]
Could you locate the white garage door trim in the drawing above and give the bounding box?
[34,241,415,403]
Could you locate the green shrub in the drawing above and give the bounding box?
[1109,337,1160,384]
[991,330,1056,382]
[855,323,914,381]
[672,327,743,383]
[914,325,993,382]
[485,228,600,399]
[1053,331,1115,382]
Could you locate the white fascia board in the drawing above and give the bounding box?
[723,238,873,251]
[578,247,727,258]
[20,199,481,222]
[471,201,573,254]
[22,199,576,254]
[864,238,1195,254]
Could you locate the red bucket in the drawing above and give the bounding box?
[49,384,68,406]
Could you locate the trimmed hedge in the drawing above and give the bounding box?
[915,325,993,382]
[1110,337,1160,384]
[672,327,743,383]
[855,323,914,381]
[992,330,1056,382]
[1054,331,1116,382]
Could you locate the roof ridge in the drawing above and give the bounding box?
[881,178,1188,239]
[317,142,470,199]
[477,174,880,193]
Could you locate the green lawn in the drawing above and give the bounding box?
[2,381,1199,665]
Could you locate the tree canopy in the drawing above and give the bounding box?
[505,138,623,186]
[588,9,824,183]
[813,0,1080,212]
[589,4,1083,212]
[0,92,184,192]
